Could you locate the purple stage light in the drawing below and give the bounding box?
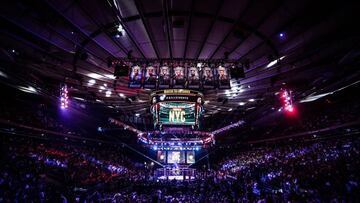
[60,84,69,109]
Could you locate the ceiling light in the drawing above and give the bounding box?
[100,86,105,90]
[104,83,107,87]
[117,24,124,32]
[228,108,233,111]
[249,99,255,102]
[105,74,116,79]
[105,90,112,97]
[88,73,103,79]
[300,80,360,103]
[266,56,286,68]
[239,102,245,106]
[88,79,96,86]
[18,86,37,94]
[119,93,125,98]
[135,113,140,117]
[0,70,8,78]
[60,84,69,109]
[73,97,85,101]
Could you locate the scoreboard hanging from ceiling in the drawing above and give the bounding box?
[150,89,204,129]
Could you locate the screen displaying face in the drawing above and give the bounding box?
[167,151,185,164]
[186,151,195,164]
[157,151,166,163]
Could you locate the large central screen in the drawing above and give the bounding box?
[159,102,195,125]
[167,151,185,164]
[150,89,203,128]
[157,151,195,164]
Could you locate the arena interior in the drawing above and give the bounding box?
[1,0,360,202]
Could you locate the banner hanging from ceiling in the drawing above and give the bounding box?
[172,66,186,88]
[129,65,143,88]
[202,66,215,89]
[143,65,157,88]
[217,65,231,89]
[159,65,171,88]
[187,66,200,89]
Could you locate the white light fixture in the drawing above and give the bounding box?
[266,56,286,68]
[117,24,124,32]
[249,99,255,102]
[88,79,96,86]
[135,113,140,117]
[105,74,116,79]
[87,73,103,79]
[239,102,245,106]
[99,86,105,90]
[105,90,112,97]
[228,108,233,111]
[119,93,125,98]
[0,70,8,78]
[73,97,85,101]
[18,86,37,94]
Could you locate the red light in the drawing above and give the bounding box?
[280,89,295,114]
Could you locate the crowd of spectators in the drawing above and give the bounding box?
[1,132,359,202]
[0,135,136,202]
[1,91,360,202]
[0,102,77,135]
[245,98,360,141]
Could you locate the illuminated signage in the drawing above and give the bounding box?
[169,108,186,123]
[164,89,191,94]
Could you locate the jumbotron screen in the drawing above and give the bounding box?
[150,89,204,128]
[159,102,196,125]
[157,151,195,164]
